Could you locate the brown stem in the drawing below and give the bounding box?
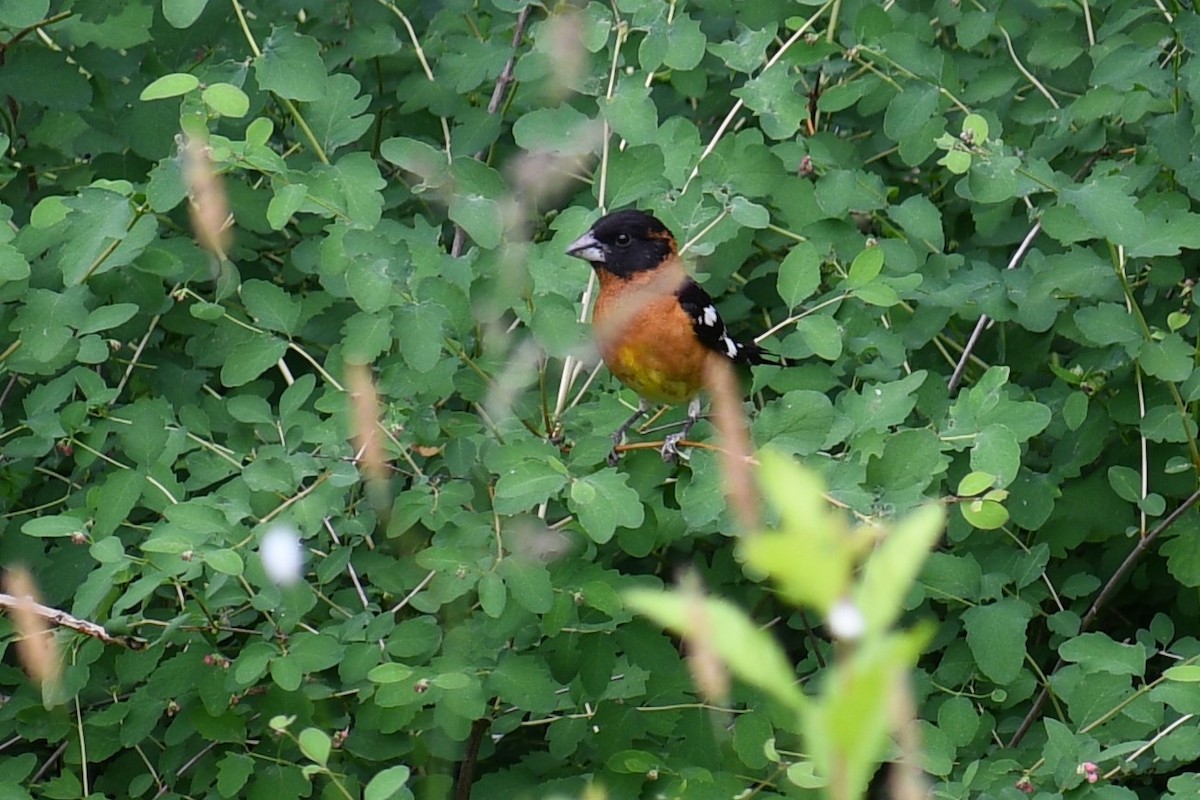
[454,717,493,800]
[450,6,533,257]
[1007,484,1200,747]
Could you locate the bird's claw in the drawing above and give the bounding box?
[660,432,689,463]
[606,448,622,467]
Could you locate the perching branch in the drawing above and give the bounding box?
[0,592,145,650]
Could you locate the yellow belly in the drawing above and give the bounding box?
[609,342,704,404]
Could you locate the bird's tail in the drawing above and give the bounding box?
[735,339,786,367]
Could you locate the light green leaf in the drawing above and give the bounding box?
[162,0,208,28]
[624,588,806,712]
[855,505,945,635]
[140,73,199,101]
[205,549,244,576]
[365,766,413,800]
[201,83,249,117]
[846,247,884,288]
[298,728,331,766]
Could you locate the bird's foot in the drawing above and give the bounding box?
[660,432,689,463]
[606,447,622,467]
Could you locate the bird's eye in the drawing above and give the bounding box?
[614,233,632,247]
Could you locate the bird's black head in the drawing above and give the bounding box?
[565,209,677,278]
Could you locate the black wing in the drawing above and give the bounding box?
[675,279,780,365]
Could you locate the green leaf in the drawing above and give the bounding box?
[162,0,209,29]
[0,0,49,28]
[254,26,327,101]
[512,105,597,155]
[496,558,553,614]
[0,242,32,283]
[891,194,945,253]
[624,588,807,712]
[1063,392,1088,431]
[957,471,996,497]
[960,498,1009,530]
[368,663,414,684]
[215,753,255,798]
[855,504,945,635]
[741,452,852,614]
[970,425,1020,487]
[1059,633,1146,676]
[1107,465,1142,504]
[22,515,87,538]
[478,572,507,618]
[241,279,302,336]
[364,766,413,800]
[202,83,249,118]
[568,470,645,544]
[1060,177,1146,246]
[298,728,331,766]
[220,336,288,387]
[602,81,658,146]
[448,193,503,249]
[306,74,374,155]
[140,73,200,101]
[796,315,842,361]
[494,459,569,514]
[1074,303,1141,349]
[204,549,244,576]
[846,246,884,288]
[961,598,1032,684]
[939,148,971,174]
[1164,665,1200,683]
[77,303,139,334]
[488,654,560,713]
[961,113,989,143]
[883,83,939,142]
[730,196,770,229]
[267,184,308,230]
[777,241,821,307]
[1140,333,1193,382]
[731,67,807,140]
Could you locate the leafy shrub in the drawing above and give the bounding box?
[2,0,1200,798]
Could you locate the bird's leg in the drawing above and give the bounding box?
[661,396,703,463]
[608,398,651,466]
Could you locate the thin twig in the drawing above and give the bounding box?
[389,569,436,614]
[681,0,836,194]
[323,518,370,609]
[450,6,533,258]
[999,26,1060,109]
[115,310,163,398]
[948,220,1041,393]
[1007,484,1200,747]
[0,592,145,648]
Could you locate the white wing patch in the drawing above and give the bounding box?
[722,335,739,359]
[701,305,719,327]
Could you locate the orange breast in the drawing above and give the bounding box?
[592,266,710,405]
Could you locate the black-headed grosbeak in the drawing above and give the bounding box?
[566,209,780,464]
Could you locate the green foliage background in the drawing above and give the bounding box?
[3,0,1200,797]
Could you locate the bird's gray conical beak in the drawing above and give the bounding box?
[566,232,605,263]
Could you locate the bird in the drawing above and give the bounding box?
[565,209,780,465]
